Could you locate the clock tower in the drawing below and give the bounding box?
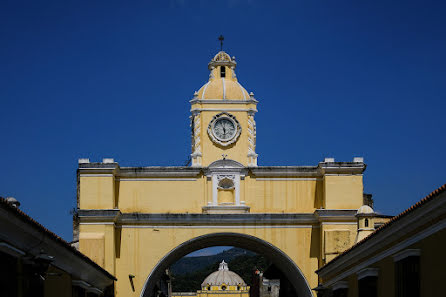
[190,51,258,167]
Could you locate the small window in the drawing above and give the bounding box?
[268,286,271,292]
[365,218,369,227]
[221,285,227,291]
[207,285,211,290]
[220,66,226,78]
[237,285,240,290]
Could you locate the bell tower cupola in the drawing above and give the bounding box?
[190,50,258,167]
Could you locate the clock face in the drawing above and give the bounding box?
[207,112,241,146]
[213,118,236,141]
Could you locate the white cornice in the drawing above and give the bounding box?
[191,108,257,113]
[190,99,258,104]
[392,249,420,262]
[332,281,348,291]
[357,268,379,280]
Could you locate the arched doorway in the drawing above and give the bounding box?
[140,233,313,297]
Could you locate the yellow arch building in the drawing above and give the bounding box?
[76,50,369,297]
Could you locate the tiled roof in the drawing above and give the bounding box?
[0,197,116,281]
[318,182,446,272]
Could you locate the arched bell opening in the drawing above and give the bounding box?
[140,233,312,297]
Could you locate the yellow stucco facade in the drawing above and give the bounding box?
[76,50,370,297]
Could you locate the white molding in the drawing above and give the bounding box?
[87,287,103,295]
[324,173,364,176]
[237,82,246,100]
[332,281,348,291]
[79,174,114,177]
[357,268,379,280]
[117,178,197,181]
[191,108,257,112]
[321,222,357,225]
[0,242,25,256]
[323,219,446,286]
[393,249,420,262]
[256,178,320,181]
[190,99,257,104]
[212,175,218,206]
[120,225,314,229]
[79,222,115,225]
[201,82,210,100]
[222,77,226,99]
[72,280,91,289]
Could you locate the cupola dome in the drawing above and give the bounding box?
[356,205,374,215]
[195,51,251,101]
[201,260,246,287]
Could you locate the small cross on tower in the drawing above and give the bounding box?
[218,35,224,51]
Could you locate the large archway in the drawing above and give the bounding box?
[140,233,313,297]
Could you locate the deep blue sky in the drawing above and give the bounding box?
[1,0,445,241]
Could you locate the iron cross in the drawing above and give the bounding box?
[218,35,224,51]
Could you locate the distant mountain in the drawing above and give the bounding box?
[170,248,270,292]
[170,247,255,275]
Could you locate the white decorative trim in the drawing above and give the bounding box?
[191,108,257,112]
[212,175,218,206]
[79,174,114,177]
[321,222,357,225]
[72,280,102,295]
[0,242,25,256]
[72,280,91,289]
[191,112,202,166]
[117,178,197,181]
[222,78,226,99]
[79,222,116,225]
[247,113,257,166]
[78,158,90,164]
[201,82,210,100]
[87,287,103,295]
[322,219,446,286]
[237,82,246,100]
[207,112,241,147]
[393,249,420,262]
[357,268,379,280]
[120,225,314,229]
[332,281,348,291]
[255,178,320,181]
[190,99,258,104]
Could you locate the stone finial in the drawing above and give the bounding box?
[249,92,255,98]
[353,157,364,163]
[102,158,115,164]
[218,260,229,271]
[324,157,335,162]
[194,91,198,98]
[6,197,20,208]
[78,158,90,164]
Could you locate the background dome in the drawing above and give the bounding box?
[201,261,246,286]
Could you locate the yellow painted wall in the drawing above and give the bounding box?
[79,176,115,209]
[198,110,250,167]
[323,176,363,209]
[79,224,116,275]
[116,177,322,213]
